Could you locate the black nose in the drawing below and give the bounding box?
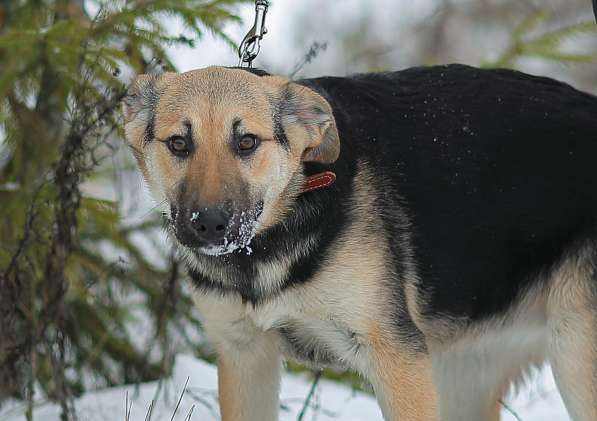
[191,209,229,243]
[171,206,230,249]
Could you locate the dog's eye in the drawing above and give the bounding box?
[167,136,190,157]
[238,134,260,154]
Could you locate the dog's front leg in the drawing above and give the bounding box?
[216,333,281,421]
[194,295,282,421]
[365,326,438,421]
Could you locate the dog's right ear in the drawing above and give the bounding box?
[122,74,158,126]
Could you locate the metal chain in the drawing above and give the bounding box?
[237,0,269,67]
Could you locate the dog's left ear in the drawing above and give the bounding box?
[280,83,340,164]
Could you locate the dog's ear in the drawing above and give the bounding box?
[280,83,340,164]
[122,74,159,126]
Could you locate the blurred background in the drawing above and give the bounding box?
[178,0,597,91]
[0,0,595,420]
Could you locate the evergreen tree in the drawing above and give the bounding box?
[0,1,246,419]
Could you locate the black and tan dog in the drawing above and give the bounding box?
[123,64,597,421]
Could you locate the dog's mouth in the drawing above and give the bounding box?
[167,201,264,257]
[198,203,263,256]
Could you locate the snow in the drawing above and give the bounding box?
[0,355,570,421]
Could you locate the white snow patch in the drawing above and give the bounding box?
[195,207,260,257]
[0,356,571,421]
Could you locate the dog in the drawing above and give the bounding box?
[122,64,597,421]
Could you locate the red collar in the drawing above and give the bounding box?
[302,171,336,193]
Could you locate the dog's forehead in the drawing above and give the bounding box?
[160,66,272,108]
[151,67,279,137]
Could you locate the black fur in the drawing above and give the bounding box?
[139,78,159,144]
[228,66,271,77]
[304,64,597,322]
[189,64,597,329]
[143,107,155,144]
[272,104,290,149]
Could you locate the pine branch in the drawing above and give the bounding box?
[483,11,597,68]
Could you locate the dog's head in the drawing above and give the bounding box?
[122,67,339,256]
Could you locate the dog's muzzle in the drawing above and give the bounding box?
[170,201,263,255]
[172,205,230,249]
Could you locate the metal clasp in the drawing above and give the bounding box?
[238,0,269,67]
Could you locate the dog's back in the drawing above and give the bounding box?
[300,64,597,320]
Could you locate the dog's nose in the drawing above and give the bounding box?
[189,208,229,244]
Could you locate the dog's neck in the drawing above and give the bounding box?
[182,165,348,305]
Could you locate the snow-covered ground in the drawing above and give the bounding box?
[0,355,570,421]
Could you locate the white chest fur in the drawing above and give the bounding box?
[192,278,375,374]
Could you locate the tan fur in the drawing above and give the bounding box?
[487,400,502,421]
[546,247,597,421]
[367,324,438,421]
[217,356,242,421]
[252,147,273,179]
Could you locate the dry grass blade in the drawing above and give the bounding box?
[297,371,322,421]
[183,404,195,421]
[170,376,190,421]
[500,399,523,421]
[186,389,219,419]
[125,390,133,421]
[143,400,155,421]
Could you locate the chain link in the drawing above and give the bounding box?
[237,0,269,67]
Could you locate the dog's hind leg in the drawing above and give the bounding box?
[432,347,505,421]
[429,302,548,421]
[431,342,545,421]
[547,249,597,421]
